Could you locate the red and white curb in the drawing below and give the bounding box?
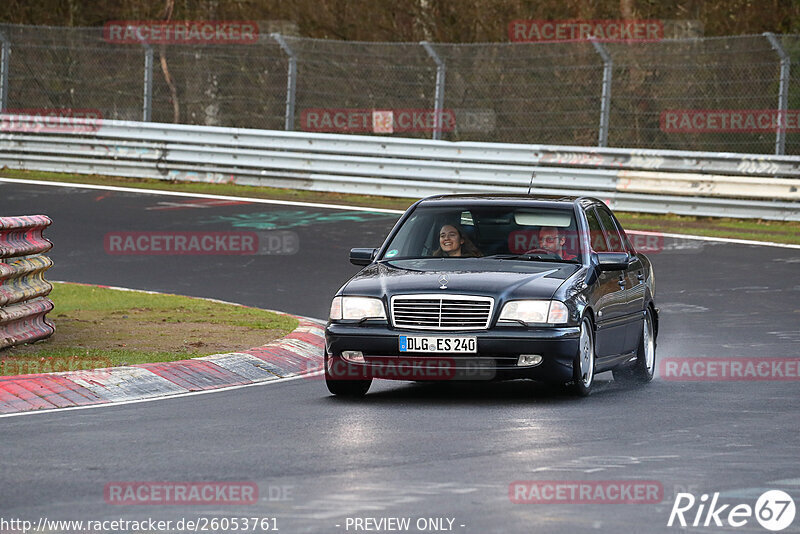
[0,296,324,415]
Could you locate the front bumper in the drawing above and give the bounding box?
[325,323,580,383]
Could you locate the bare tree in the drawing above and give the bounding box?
[159,0,180,123]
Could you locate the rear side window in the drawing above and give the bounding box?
[585,208,608,252]
[595,207,626,253]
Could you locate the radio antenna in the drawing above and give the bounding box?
[527,171,535,195]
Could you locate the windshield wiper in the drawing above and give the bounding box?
[482,254,573,263]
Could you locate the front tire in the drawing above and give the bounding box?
[613,308,656,384]
[568,316,595,397]
[324,353,372,397]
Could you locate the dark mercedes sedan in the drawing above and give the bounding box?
[324,195,658,397]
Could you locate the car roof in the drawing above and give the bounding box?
[417,194,601,210]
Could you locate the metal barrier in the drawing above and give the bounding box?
[0,24,798,155]
[0,215,54,350]
[1,116,799,220]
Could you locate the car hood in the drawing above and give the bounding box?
[342,258,578,301]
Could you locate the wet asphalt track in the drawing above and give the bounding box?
[0,180,799,534]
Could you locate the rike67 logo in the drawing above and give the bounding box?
[668,490,796,531]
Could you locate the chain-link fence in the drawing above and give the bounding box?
[1,23,798,155]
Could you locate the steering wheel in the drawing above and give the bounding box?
[523,248,552,255]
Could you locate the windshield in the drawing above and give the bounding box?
[381,205,582,263]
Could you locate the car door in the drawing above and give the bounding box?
[585,207,627,358]
[596,206,644,354]
[613,212,647,351]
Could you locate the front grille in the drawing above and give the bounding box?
[391,294,494,330]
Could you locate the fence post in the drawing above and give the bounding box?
[142,43,153,122]
[421,41,446,141]
[591,40,612,147]
[0,30,10,112]
[764,33,789,156]
[272,33,297,131]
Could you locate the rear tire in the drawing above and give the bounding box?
[567,316,595,397]
[324,353,372,397]
[612,308,656,384]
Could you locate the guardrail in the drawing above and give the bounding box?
[1,116,799,220]
[0,215,54,350]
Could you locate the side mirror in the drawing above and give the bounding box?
[349,247,377,266]
[596,252,630,272]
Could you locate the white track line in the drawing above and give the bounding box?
[0,176,403,214]
[2,176,798,249]
[625,228,800,250]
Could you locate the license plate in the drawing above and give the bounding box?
[399,336,477,353]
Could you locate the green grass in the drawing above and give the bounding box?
[2,168,798,245]
[51,283,298,329]
[0,282,298,376]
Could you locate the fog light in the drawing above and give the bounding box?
[341,351,365,363]
[518,354,543,367]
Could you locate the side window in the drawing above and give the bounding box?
[595,207,626,253]
[608,211,635,254]
[585,208,609,252]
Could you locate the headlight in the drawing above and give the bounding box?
[329,296,386,321]
[499,300,569,325]
[329,297,342,320]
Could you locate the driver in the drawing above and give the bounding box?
[536,226,577,261]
